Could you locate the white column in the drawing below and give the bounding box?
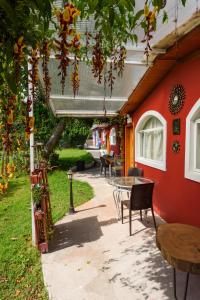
[28,61,36,246]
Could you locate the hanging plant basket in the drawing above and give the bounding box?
[34,209,44,220]
[30,169,43,184]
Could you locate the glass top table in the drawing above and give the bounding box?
[107,176,154,189]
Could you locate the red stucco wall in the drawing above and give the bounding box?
[132,55,200,227]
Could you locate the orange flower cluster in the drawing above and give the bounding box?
[71,56,79,97]
[0,162,16,193]
[92,34,104,84]
[13,36,26,81]
[0,181,8,193]
[142,5,158,63]
[25,98,34,140]
[41,40,51,102]
[117,46,127,77]
[85,30,91,60]
[54,3,81,94]
[55,3,80,26]
[1,95,17,152]
[28,47,39,102]
[71,34,81,96]
[108,61,115,97]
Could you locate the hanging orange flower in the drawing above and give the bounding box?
[7,110,14,125]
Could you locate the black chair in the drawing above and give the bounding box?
[100,156,109,176]
[121,182,157,235]
[112,156,124,177]
[127,167,143,177]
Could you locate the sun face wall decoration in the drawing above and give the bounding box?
[169,84,185,115]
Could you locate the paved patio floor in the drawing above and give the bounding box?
[42,168,200,300]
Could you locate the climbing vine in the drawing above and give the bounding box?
[0,0,188,192]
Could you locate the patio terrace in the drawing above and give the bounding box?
[42,162,200,300]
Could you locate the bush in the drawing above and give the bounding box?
[57,149,93,170]
[49,152,59,167]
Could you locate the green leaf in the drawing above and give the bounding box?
[162,10,168,24]
[132,34,138,45]
[5,72,17,94]
[134,9,144,22]
[0,0,15,21]
[180,0,187,6]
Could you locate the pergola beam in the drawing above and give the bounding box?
[49,54,151,66]
[55,110,117,117]
[50,95,127,102]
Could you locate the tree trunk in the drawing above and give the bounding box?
[44,119,66,158]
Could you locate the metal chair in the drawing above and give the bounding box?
[100,156,109,176]
[121,182,157,235]
[112,156,124,177]
[127,167,143,177]
[126,167,144,200]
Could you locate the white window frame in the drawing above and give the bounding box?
[185,98,200,182]
[194,119,200,173]
[110,127,116,146]
[135,110,167,171]
[102,130,106,142]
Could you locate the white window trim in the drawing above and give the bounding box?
[185,98,200,182]
[110,127,116,146]
[135,110,167,171]
[194,119,200,173]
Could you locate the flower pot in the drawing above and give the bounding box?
[30,171,42,184]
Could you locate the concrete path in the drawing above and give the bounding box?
[42,168,200,300]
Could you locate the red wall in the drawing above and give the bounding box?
[132,55,200,227]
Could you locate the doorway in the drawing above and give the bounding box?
[125,125,134,175]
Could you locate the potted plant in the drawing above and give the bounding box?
[32,183,44,209]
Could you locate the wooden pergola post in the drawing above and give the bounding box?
[28,61,36,246]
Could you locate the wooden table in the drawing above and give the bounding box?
[156,223,200,300]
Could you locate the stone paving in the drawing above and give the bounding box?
[42,167,200,300]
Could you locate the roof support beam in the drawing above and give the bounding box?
[50,95,127,102]
[55,110,117,117]
[49,54,150,66]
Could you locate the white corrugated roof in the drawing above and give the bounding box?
[40,0,199,117]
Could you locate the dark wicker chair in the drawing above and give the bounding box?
[127,167,143,177]
[100,156,109,176]
[121,182,156,235]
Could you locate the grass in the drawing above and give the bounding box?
[48,169,94,223]
[57,148,94,170]
[0,169,94,300]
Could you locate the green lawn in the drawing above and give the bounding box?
[57,148,94,170]
[0,170,94,300]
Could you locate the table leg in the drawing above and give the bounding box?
[184,272,189,300]
[113,188,121,220]
[109,164,112,176]
[173,268,177,300]
[116,189,121,220]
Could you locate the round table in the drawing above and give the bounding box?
[107,176,153,189]
[156,223,200,300]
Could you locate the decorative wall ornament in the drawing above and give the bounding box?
[172,140,180,153]
[169,84,185,115]
[173,118,180,135]
[161,0,167,8]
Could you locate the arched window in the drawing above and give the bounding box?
[110,127,116,145]
[185,99,200,182]
[135,110,167,171]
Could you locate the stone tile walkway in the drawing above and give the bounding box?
[42,168,200,300]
